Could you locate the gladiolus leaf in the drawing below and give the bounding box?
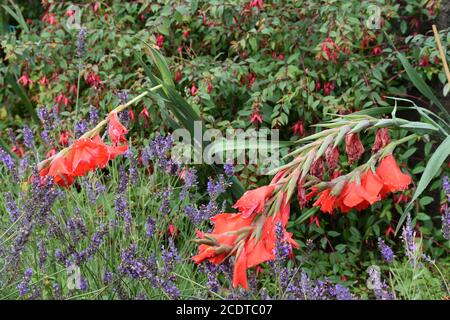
[396,135,450,234]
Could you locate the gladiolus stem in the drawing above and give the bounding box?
[37,85,163,171]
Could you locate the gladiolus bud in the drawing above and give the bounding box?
[372,128,390,153]
[325,145,339,173]
[345,132,364,165]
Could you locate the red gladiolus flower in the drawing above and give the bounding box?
[309,215,320,228]
[194,192,298,289]
[372,128,390,153]
[376,154,411,197]
[345,132,364,165]
[313,188,338,214]
[233,185,275,218]
[297,179,307,209]
[310,157,325,180]
[109,113,128,145]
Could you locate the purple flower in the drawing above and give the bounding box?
[0,147,16,172]
[18,156,29,179]
[103,271,113,285]
[443,176,450,200]
[4,192,19,222]
[207,175,229,199]
[117,90,129,104]
[125,147,138,185]
[442,207,450,240]
[158,187,172,215]
[143,134,179,174]
[89,105,99,126]
[180,168,197,200]
[201,262,220,293]
[146,217,156,238]
[76,28,87,59]
[80,278,89,291]
[38,240,48,269]
[378,238,394,263]
[330,284,353,300]
[74,120,88,138]
[23,125,35,150]
[224,162,234,177]
[17,268,33,297]
[402,214,416,266]
[7,128,17,145]
[367,266,394,300]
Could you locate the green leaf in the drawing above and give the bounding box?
[396,52,450,123]
[396,135,450,234]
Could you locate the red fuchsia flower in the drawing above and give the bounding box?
[39,76,50,87]
[323,82,334,96]
[345,132,364,165]
[246,73,256,89]
[372,46,382,56]
[310,157,325,180]
[55,94,69,109]
[419,56,430,67]
[272,52,278,59]
[249,0,263,10]
[128,109,135,122]
[177,46,183,54]
[241,51,247,59]
[86,71,102,90]
[93,2,99,13]
[319,37,340,64]
[66,10,75,17]
[190,84,198,96]
[18,74,33,87]
[279,53,284,61]
[385,226,395,237]
[376,154,411,197]
[207,81,213,94]
[58,131,70,146]
[372,128,390,153]
[292,121,305,136]
[109,113,129,145]
[315,81,321,91]
[309,215,320,228]
[325,145,339,173]
[42,13,57,25]
[139,107,150,126]
[168,223,178,237]
[174,69,182,83]
[156,34,165,49]
[233,185,275,218]
[68,83,78,95]
[183,30,189,39]
[11,145,25,158]
[250,110,262,126]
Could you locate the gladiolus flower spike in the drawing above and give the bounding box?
[193,114,417,290]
